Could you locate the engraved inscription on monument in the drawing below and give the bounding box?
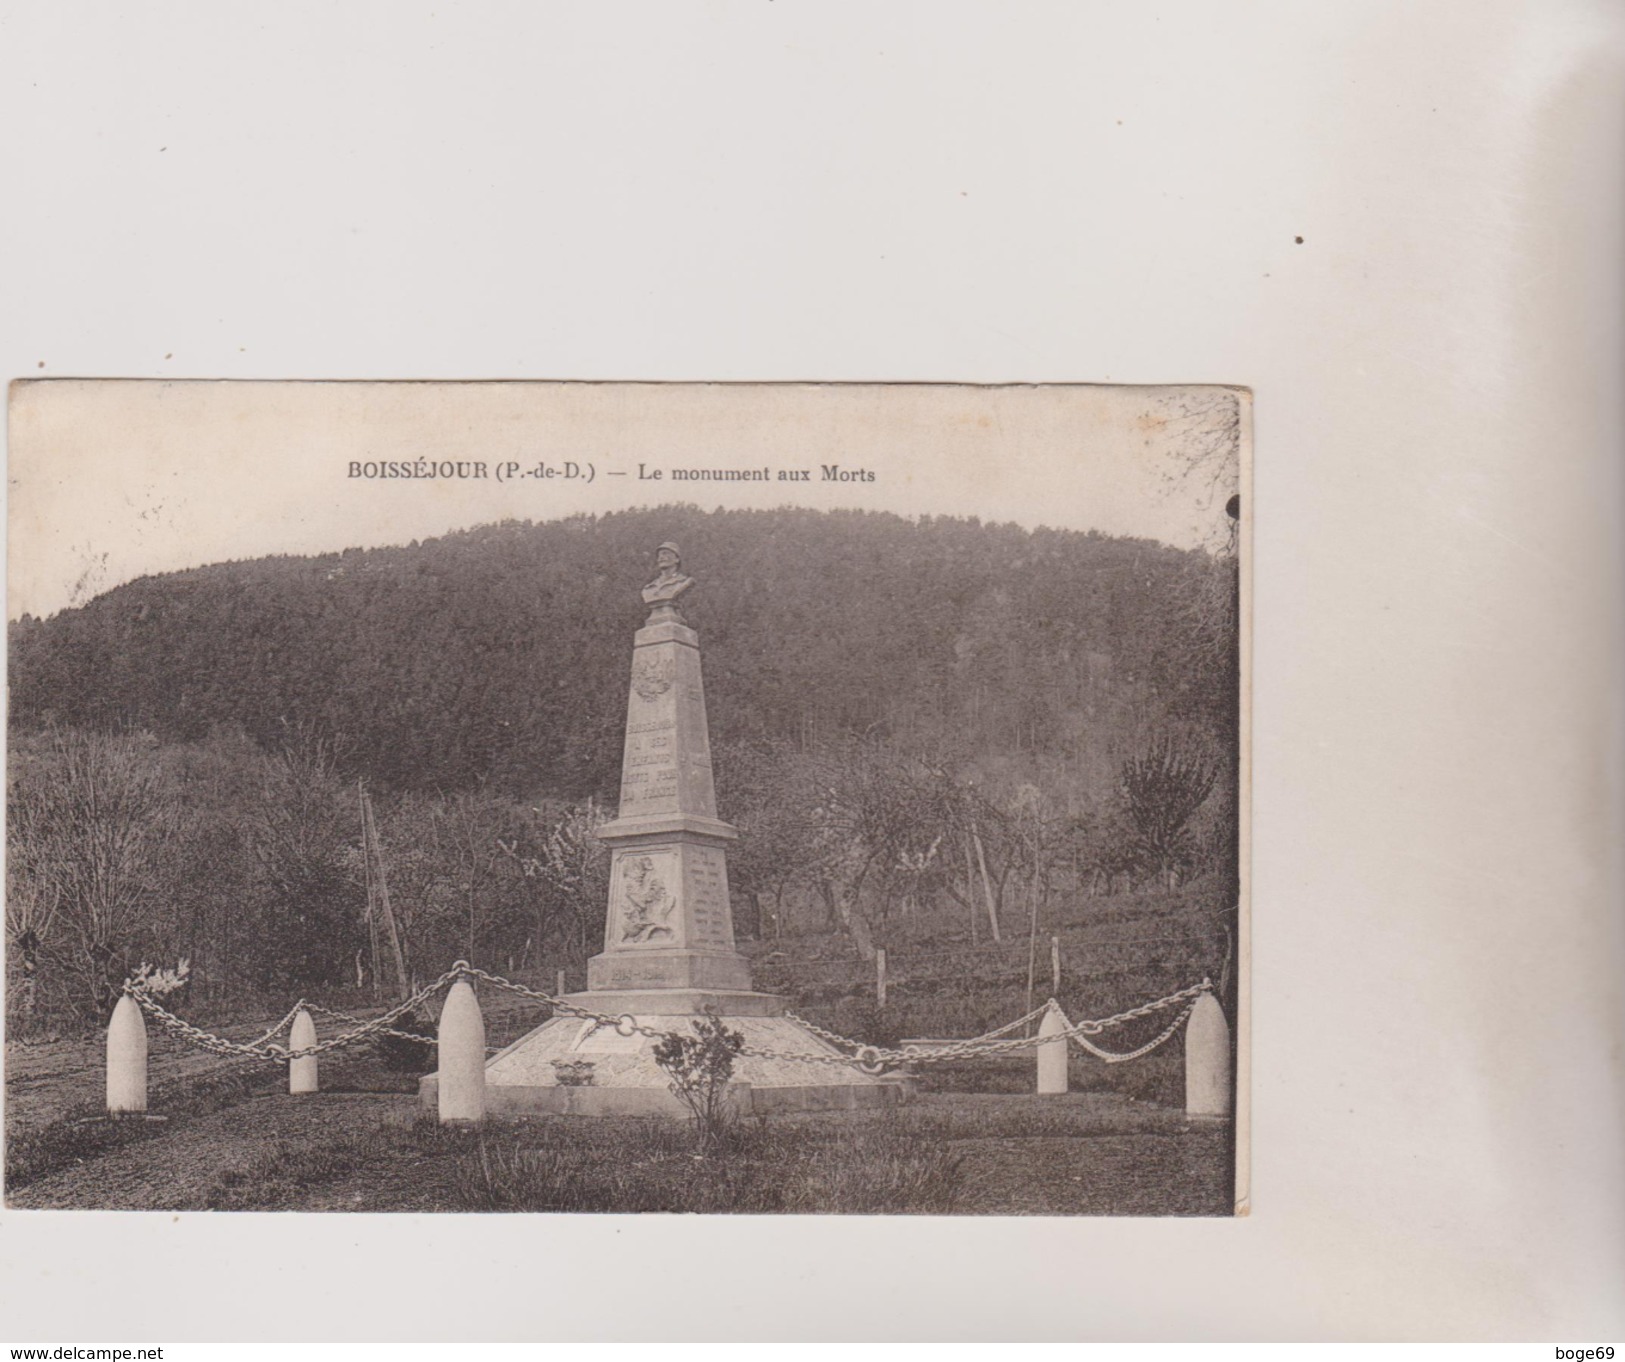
[684,846,731,950]
[619,717,680,809]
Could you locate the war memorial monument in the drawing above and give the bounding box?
[422,544,900,1116]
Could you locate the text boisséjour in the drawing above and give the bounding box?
[348,460,491,479]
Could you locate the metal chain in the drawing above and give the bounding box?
[972,1002,1058,1043]
[1053,980,1211,1036]
[451,964,678,1043]
[303,1000,439,1048]
[244,1000,306,1049]
[783,1000,1052,1053]
[302,1000,366,1027]
[126,962,1211,1076]
[769,984,1211,1072]
[271,970,462,1057]
[779,1011,867,1050]
[129,967,464,1062]
[131,996,290,1062]
[1065,1000,1198,1063]
[448,968,1212,1074]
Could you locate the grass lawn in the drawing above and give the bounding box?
[7,990,1235,1215]
[7,1088,1234,1215]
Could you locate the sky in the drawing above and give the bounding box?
[7,380,1245,620]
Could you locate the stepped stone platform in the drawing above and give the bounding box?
[419,990,903,1118]
[420,543,906,1120]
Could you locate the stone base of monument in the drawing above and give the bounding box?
[418,991,908,1119]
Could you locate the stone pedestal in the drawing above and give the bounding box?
[421,552,898,1118]
[585,612,759,998]
[420,1005,908,1118]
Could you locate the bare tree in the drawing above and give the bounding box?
[7,726,179,1017]
[247,729,362,990]
[1141,388,1242,555]
[494,799,610,962]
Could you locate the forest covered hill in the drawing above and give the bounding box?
[9,506,1234,806]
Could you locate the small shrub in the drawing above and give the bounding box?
[652,1012,745,1153]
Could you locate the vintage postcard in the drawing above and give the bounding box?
[5,379,1248,1216]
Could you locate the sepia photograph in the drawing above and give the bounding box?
[5,379,1247,1217]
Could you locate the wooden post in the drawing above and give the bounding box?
[359,781,382,1001]
[972,830,1002,942]
[1024,865,1041,1021]
[438,979,487,1124]
[1050,935,1062,995]
[1036,1001,1068,1094]
[106,994,148,1115]
[1184,987,1233,1118]
[361,786,409,999]
[875,949,887,1009]
[1023,802,1044,1017]
[962,837,978,946]
[288,1008,318,1094]
[556,968,567,998]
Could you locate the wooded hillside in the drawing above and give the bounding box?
[9,506,1234,797]
[7,508,1239,1032]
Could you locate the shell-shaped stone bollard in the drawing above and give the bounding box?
[1036,1001,1069,1094]
[288,1009,318,1094]
[1184,991,1233,1118]
[437,979,487,1124]
[106,994,149,1115]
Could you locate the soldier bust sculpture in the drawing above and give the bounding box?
[640,541,695,618]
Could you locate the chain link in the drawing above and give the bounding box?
[303,1000,440,1048]
[779,1011,864,1050]
[130,966,466,1063]
[302,1000,365,1027]
[451,964,682,1043]
[1064,1000,1198,1063]
[244,1000,307,1049]
[125,962,1212,1077]
[772,984,1211,1071]
[131,996,289,1062]
[1059,980,1212,1036]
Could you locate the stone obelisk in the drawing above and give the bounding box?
[428,541,901,1116]
[584,541,757,1003]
